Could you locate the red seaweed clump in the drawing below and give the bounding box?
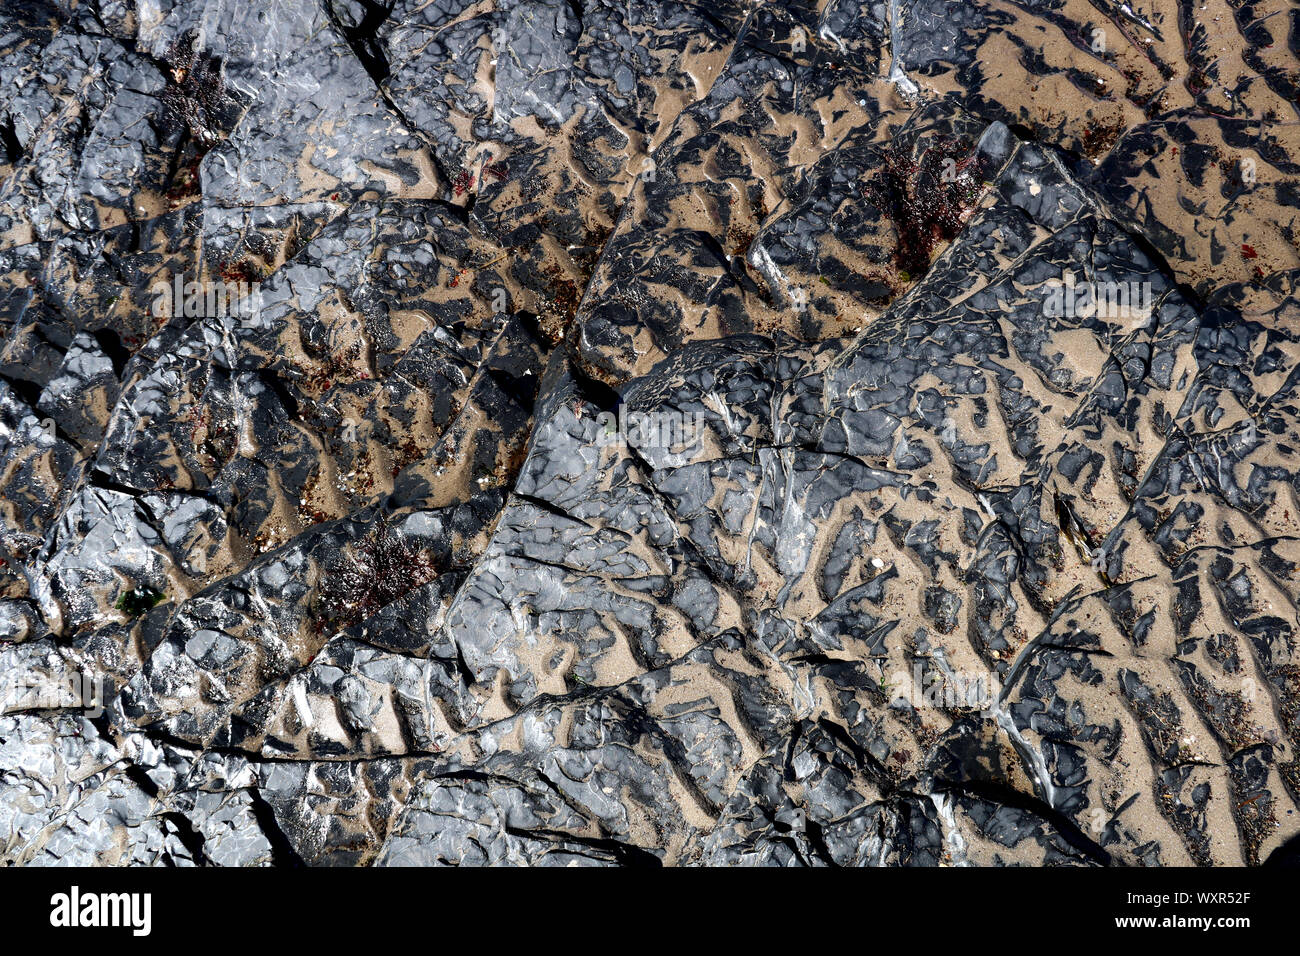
[868,136,985,279]
[315,517,439,633]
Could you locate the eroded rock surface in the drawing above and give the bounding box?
[1,0,1298,865]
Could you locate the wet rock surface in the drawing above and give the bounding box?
[1,0,1298,865]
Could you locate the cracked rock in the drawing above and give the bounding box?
[1,0,1298,867]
